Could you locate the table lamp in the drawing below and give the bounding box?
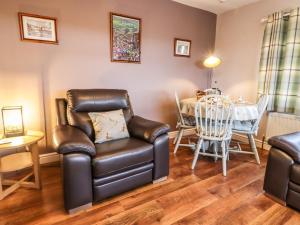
[203,55,221,88]
[1,106,24,138]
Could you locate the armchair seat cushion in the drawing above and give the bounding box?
[291,164,300,185]
[93,138,153,178]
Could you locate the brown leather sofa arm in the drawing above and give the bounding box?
[128,116,170,144]
[268,132,300,163]
[53,125,96,157]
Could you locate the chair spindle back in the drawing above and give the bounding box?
[175,92,186,126]
[195,95,234,141]
[252,94,269,133]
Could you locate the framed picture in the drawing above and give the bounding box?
[18,12,58,44]
[110,13,141,63]
[174,38,191,57]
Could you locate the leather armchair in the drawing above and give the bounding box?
[53,89,170,213]
[264,132,300,211]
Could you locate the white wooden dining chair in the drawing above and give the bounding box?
[192,95,234,176]
[173,92,196,154]
[229,94,269,164]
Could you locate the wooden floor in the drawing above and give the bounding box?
[1,138,300,225]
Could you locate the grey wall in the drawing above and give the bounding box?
[0,0,216,153]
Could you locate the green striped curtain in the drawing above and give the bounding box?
[258,8,300,115]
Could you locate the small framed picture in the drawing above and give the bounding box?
[174,38,191,57]
[110,13,141,63]
[18,12,58,44]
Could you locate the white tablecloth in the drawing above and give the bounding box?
[180,98,259,121]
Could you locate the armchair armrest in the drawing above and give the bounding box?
[268,132,300,163]
[128,116,170,143]
[53,125,96,157]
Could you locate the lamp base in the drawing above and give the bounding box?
[3,131,24,138]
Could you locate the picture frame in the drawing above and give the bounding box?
[174,38,191,57]
[110,13,141,63]
[18,12,58,44]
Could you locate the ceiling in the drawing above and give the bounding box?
[173,0,261,14]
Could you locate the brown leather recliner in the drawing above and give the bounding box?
[53,89,170,213]
[264,132,300,211]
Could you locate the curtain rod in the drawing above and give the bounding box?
[260,12,291,23]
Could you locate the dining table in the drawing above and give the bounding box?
[180,97,259,129]
[179,97,259,151]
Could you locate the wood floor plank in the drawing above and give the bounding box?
[172,178,266,225]
[249,204,300,225]
[207,165,265,198]
[154,181,219,224]
[52,202,125,225]
[188,162,264,193]
[95,201,164,225]
[206,194,276,225]
[120,175,200,210]
[99,178,219,225]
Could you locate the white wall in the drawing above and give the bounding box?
[214,0,300,139]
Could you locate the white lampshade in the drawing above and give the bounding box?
[203,56,221,68]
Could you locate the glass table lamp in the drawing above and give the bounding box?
[1,106,24,138]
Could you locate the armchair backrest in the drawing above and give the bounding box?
[56,89,133,140]
[56,98,68,126]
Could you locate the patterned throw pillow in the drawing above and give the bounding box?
[88,109,130,144]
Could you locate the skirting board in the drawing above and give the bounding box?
[168,129,271,151]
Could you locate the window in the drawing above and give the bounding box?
[258,8,300,115]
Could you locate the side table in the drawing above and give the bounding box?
[0,131,44,200]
